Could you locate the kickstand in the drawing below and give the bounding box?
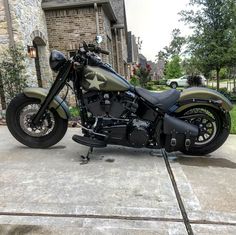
[80,147,93,165]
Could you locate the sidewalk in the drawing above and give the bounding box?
[0,126,235,234]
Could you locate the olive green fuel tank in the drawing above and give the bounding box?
[82,66,130,91]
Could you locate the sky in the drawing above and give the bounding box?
[125,0,192,61]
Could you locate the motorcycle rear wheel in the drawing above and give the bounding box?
[6,93,68,148]
[179,106,231,156]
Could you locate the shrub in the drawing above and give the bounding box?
[130,76,140,86]
[159,79,168,86]
[146,83,155,90]
[69,106,80,118]
[133,64,152,88]
[218,88,232,100]
[187,75,203,87]
[147,81,155,86]
[0,45,28,103]
[209,87,236,102]
[146,80,167,87]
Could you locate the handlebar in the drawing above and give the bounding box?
[83,41,110,55]
[100,49,110,55]
[73,41,110,69]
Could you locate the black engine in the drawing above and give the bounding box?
[128,119,150,148]
[83,91,151,148]
[83,91,138,118]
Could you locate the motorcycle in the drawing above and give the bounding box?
[6,37,233,156]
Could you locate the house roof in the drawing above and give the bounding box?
[109,0,124,24]
[42,0,117,23]
[109,0,128,41]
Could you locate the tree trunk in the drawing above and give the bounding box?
[216,68,220,91]
[234,77,236,93]
[0,77,6,110]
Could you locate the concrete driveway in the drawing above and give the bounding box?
[0,126,235,234]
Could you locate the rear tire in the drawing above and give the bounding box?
[179,106,231,156]
[6,93,68,148]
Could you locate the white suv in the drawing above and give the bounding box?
[166,75,206,89]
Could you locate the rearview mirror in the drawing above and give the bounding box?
[95,35,103,44]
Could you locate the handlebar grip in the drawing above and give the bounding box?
[100,49,110,55]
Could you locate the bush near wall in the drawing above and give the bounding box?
[216,87,236,102]
[0,45,28,106]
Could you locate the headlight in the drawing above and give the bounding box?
[49,50,67,72]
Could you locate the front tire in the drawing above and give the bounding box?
[179,106,231,155]
[6,93,68,148]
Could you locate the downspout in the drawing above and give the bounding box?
[4,0,15,48]
[94,3,100,35]
[115,28,120,74]
[120,28,125,76]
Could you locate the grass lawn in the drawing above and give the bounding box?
[208,79,232,83]
[230,105,236,134]
[150,85,183,92]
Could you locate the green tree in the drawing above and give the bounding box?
[156,28,186,62]
[0,45,28,102]
[133,64,152,88]
[182,57,201,76]
[165,55,183,79]
[180,0,236,90]
[156,50,168,62]
[166,29,186,57]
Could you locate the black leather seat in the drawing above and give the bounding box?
[135,87,180,112]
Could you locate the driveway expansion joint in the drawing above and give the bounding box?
[161,149,194,235]
[0,212,235,226]
[0,212,183,222]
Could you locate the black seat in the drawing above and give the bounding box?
[135,87,180,112]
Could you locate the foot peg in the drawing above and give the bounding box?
[72,135,107,148]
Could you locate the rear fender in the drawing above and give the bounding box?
[23,87,70,120]
[175,87,233,113]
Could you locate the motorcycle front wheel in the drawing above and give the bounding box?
[179,106,231,156]
[6,93,68,148]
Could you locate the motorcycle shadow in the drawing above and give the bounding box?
[173,152,236,169]
[18,145,67,150]
[72,146,161,164]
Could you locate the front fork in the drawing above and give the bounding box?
[32,61,73,125]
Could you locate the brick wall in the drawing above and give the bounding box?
[0,0,8,111]
[100,7,112,65]
[45,7,98,55]
[44,5,127,75]
[0,0,9,51]
[7,0,52,87]
[45,6,112,106]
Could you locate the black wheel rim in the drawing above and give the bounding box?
[182,107,219,146]
[18,101,56,138]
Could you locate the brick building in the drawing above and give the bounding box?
[0,0,128,94]
[127,31,139,65]
[127,31,140,78]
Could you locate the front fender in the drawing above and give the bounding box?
[24,87,70,120]
[175,87,233,113]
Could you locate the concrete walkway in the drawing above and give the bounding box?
[0,126,235,234]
